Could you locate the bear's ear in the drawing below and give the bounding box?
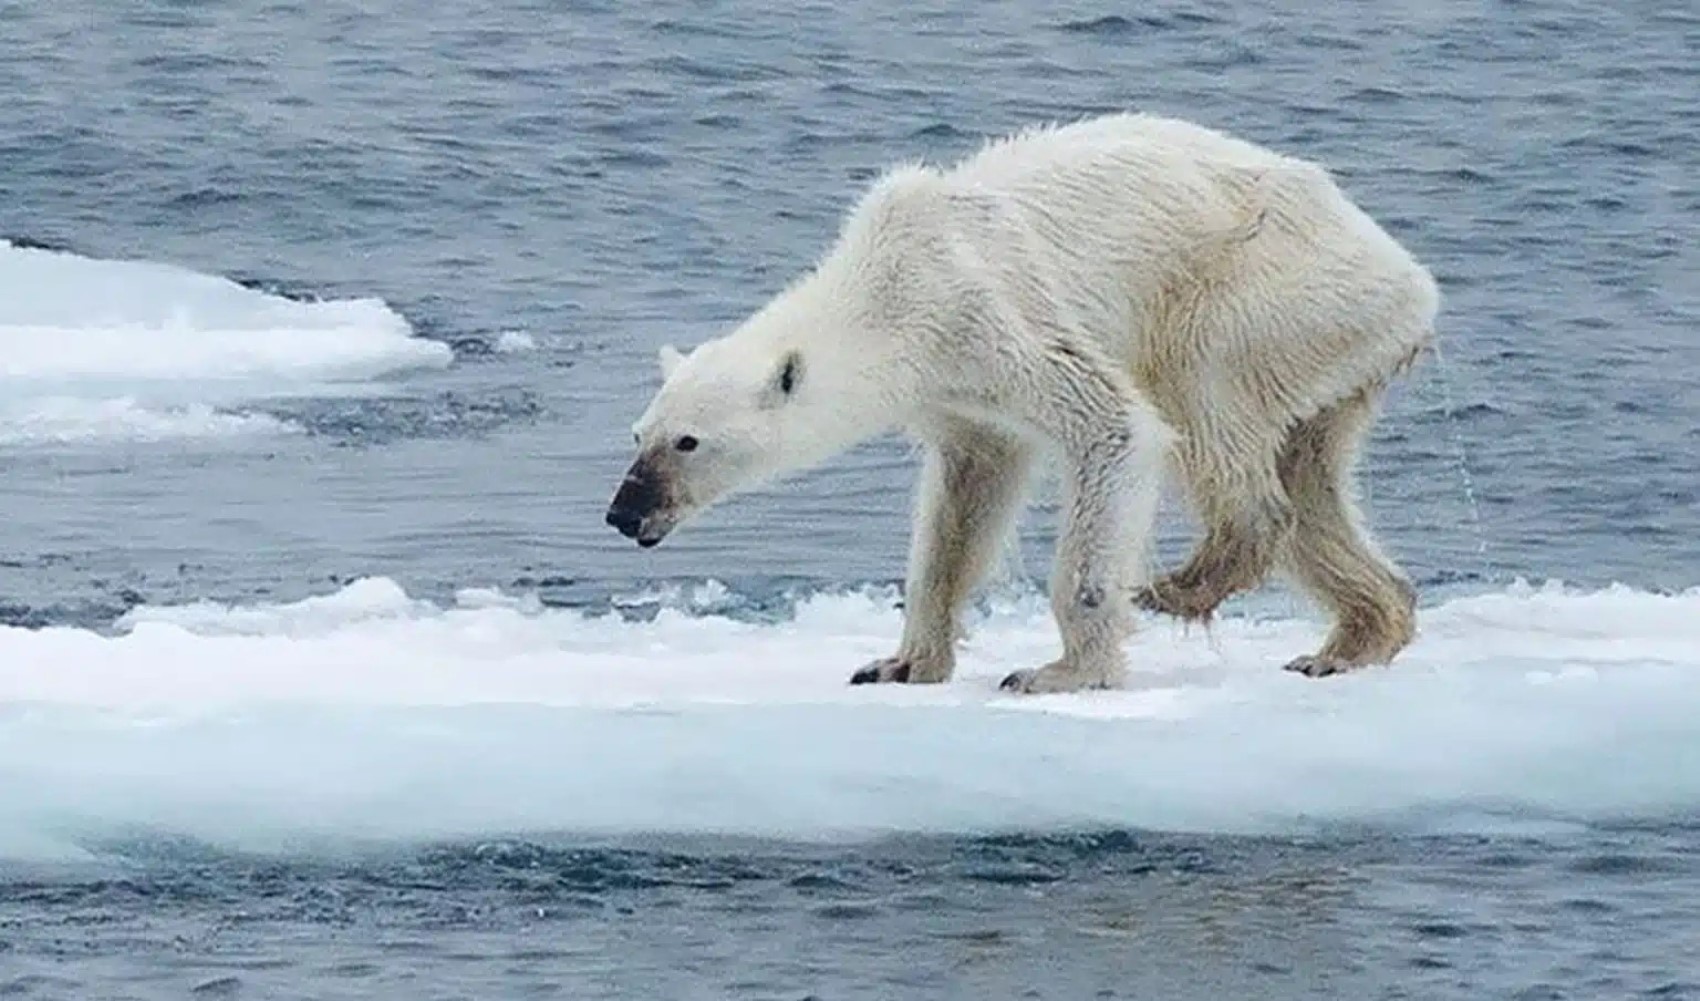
[759,351,803,409]
[776,350,803,398]
[658,344,685,380]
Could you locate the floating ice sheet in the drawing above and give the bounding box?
[2,577,1696,859]
[0,241,448,445]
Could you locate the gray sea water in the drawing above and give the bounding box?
[2,0,1698,998]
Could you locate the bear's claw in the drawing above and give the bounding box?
[1134,578,1222,622]
[850,654,957,685]
[1283,654,1363,678]
[998,662,1117,695]
[849,659,910,685]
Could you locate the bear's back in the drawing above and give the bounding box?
[922,114,1436,412]
[946,112,1311,196]
[936,111,1350,286]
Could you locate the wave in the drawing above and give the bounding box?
[0,396,299,446]
[2,577,1697,860]
[0,240,450,446]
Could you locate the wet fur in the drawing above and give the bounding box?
[623,112,1438,693]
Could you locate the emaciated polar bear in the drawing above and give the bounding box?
[606,112,1437,694]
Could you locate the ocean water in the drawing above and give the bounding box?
[2,0,1698,997]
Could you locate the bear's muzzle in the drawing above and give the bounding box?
[605,453,675,547]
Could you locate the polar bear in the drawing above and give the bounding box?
[606,112,1436,694]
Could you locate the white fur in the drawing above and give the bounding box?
[627,112,1439,693]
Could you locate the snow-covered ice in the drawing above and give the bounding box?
[2,577,1696,860]
[0,240,448,446]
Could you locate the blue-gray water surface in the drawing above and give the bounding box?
[2,0,1698,997]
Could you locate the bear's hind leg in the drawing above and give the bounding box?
[851,424,1033,685]
[1135,446,1294,623]
[1276,386,1417,678]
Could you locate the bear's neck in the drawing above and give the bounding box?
[762,262,923,408]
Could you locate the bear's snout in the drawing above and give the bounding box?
[606,456,673,547]
[604,502,646,541]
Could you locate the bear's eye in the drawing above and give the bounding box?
[675,435,699,453]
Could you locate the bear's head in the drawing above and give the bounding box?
[604,169,944,548]
[606,334,869,548]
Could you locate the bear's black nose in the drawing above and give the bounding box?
[605,505,643,539]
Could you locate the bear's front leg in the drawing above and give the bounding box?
[1000,400,1171,695]
[851,424,1032,686]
